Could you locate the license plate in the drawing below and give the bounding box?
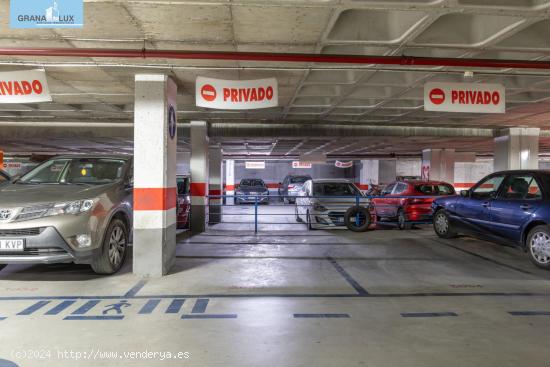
[0,239,25,251]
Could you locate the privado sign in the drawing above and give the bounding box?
[196,76,278,110]
[0,69,51,103]
[424,82,505,114]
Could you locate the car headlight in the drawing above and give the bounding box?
[313,203,328,212]
[45,199,96,217]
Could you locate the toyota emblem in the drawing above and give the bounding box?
[0,209,12,221]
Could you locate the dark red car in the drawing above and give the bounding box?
[177,175,191,229]
[372,180,455,229]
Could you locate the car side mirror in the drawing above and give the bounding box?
[125,177,134,189]
[460,189,470,197]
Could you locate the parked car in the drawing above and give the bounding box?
[296,179,374,230]
[235,178,269,204]
[0,169,10,187]
[278,174,312,204]
[0,155,133,274]
[432,170,550,269]
[373,180,455,229]
[176,175,190,229]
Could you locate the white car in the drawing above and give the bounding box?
[295,179,371,230]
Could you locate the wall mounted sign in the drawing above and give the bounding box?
[168,105,177,140]
[196,76,278,110]
[335,161,353,168]
[424,82,505,114]
[292,161,312,169]
[10,0,83,28]
[0,70,51,103]
[245,161,265,169]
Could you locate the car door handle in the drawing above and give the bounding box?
[481,202,490,208]
[520,204,532,211]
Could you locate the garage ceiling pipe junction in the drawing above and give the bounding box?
[1,47,550,70]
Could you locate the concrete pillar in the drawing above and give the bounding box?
[494,128,539,171]
[190,121,209,233]
[421,149,455,183]
[225,159,235,205]
[133,74,178,277]
[360,159,396,187]
[209,148,222,225]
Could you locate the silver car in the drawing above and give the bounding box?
[296,179,371,230]
[0,155,133,274]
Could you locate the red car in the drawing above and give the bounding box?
[177,175,191,229]
[372,180,455,229]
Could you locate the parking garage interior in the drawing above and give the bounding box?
[2,0,550,366]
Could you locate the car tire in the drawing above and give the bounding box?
[91,219,128,275]
[397,209,411,230]
[526,225,550,270]
[433,209,457,239]
[345,206,371,232]
[307,211,315,230]
[295,206,303,223]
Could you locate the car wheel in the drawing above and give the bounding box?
[307,211,314,230]
[527,225,550,269]
[345,206,371,232]
[397,209,411,230]
[433,210,456,239]
[295,206,303,223]
[91,219,128,275]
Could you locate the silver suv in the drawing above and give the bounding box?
[0,155,133,274]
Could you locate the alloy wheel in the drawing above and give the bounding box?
[434,212,448,235]
[108,226,126,267]
[530,232,550,264]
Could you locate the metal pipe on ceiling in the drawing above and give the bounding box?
[1,47,550,69]
[206,123,495,138]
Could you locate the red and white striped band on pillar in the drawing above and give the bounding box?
[191,182,208,205]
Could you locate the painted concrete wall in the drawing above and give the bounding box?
[454,159,493,191]
[397,159,421,177]
[231,161,355,190]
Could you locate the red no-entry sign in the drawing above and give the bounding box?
[424,82,505,114]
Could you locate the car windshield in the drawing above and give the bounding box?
[290,176,311,184]
[415,184,455,195]
[240,179,265,187]
[313,182,361,197]
[19,158,127,185]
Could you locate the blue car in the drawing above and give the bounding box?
[432,170,550,269]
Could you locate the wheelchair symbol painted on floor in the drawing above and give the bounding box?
[102,300,131,315]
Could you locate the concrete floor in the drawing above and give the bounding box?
[1,209,550,366]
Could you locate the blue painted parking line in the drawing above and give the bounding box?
[44,300,76,315]
[139,299,161,314]
[124,279,148,298]
[17,301,51,315]
[64,315,125,321]
[165,299,185,314]
[191,299,209,314]
[0,317,6,321]
[181,314,237,319]
[71,300,101,315]
[294,313,350,318]
[509,311,550,316]
[401,312,458,318]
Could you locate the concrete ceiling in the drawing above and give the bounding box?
[2,0,550,156]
